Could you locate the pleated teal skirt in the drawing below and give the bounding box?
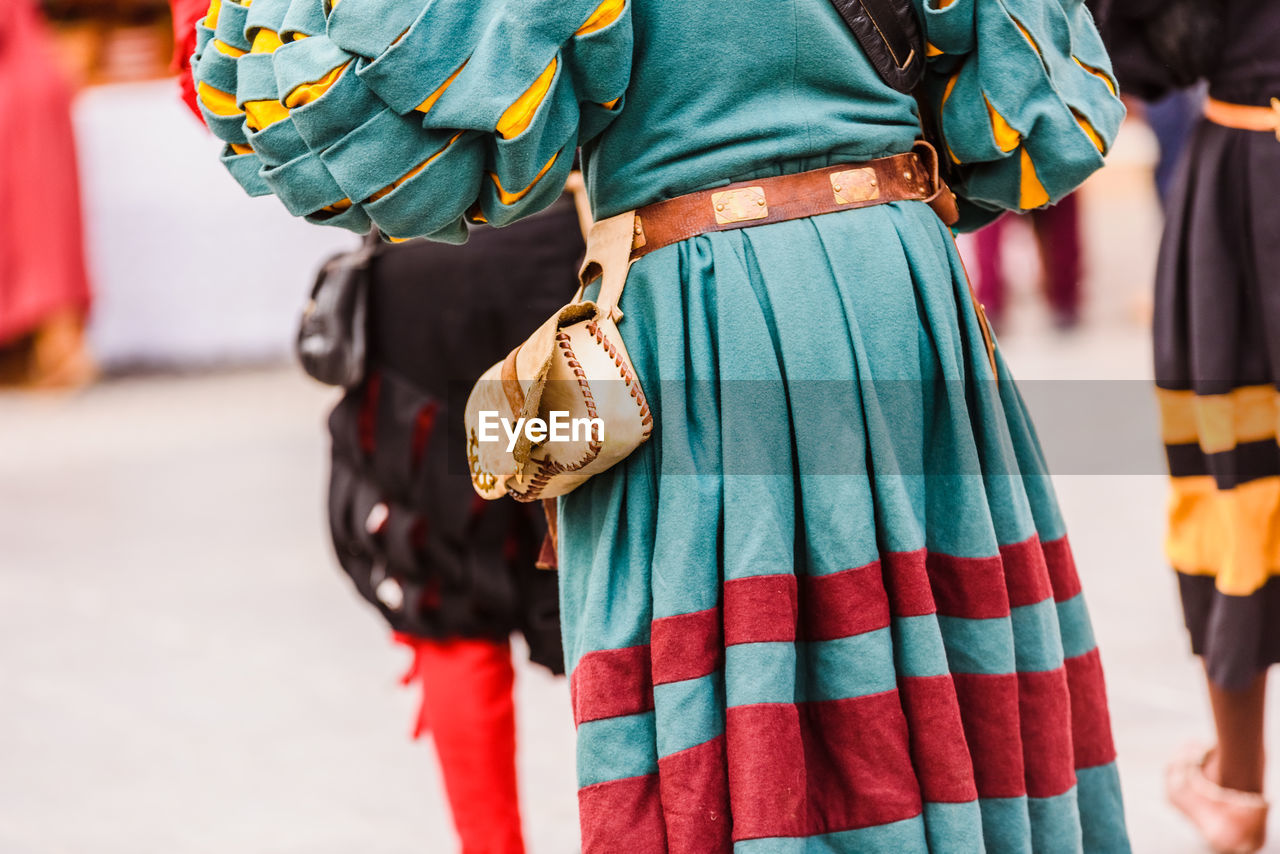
[559,199,1131,854]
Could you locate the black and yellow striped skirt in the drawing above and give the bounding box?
[1154,116,1280,690]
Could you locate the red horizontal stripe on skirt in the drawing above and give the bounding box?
[726,692,923,841]
[1001,536,1055,608]
[800,562,892,641]
[580,773,668,854]
[572,645,653,726]
[725,702,806,837]
[1066,648,1119,769]
[898,674,979,803]
[723,574,798,646]
[952,672,1026,798]
[657,734,732,854]
[883,550,937,617]
[723,565,895,648]
[1043,536,1084,603]
[926,551,1012,620]
[1017,668,1077,798]
[652,608,723,686]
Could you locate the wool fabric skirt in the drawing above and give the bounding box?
[1154,119,1280,691]
[559,199,1131,853]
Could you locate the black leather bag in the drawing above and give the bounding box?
[828,0,927,94]
[295,230,379,388]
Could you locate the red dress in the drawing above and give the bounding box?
[0,0,91,344]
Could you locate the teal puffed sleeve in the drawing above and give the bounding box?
[190,0,632,241]
[913,0,1125,230]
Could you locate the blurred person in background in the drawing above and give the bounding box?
[169,2,581,851]
[320,214,577,854]
[1143,88,1203,205]
[1107,2,1280,851]
[184,1,1136,853]
[0,0,93,388]
[972,196,1084,331]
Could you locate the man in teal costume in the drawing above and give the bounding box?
[191,0,1132,851]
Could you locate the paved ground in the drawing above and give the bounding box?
[4,118,1278,853]
[0,371,579,854]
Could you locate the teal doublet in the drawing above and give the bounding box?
[194,1,1131,851]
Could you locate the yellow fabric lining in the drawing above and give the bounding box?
[284,62,353,110]
[602,97,621,110]
[926,42,943,57]
[416,62,468,114]
[490,152,559,205]
[984,96,1020,152]
[313,198,354,218]
[497,60,558,139]
[1018,148,1049,209]
[213,40,246,58]
[204,0,224,29]
[1072,109,1106,153]
[576,0,626,35]
[197,81,242,116]
[1168,475,1280,596]
[366,132,464,203]
[243,28,290,131]
[1158,386,1279,453]
[251,27,283,54]
[246,99,290,131]
[940,74,960,164]
[1073,57,1117,96]
[230,143,254,155]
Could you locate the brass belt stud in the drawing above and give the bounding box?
[711,187,768,224]
[831,167,880,205]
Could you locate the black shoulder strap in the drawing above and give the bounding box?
[828,0,926,93]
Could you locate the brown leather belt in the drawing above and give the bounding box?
[628,141,958,262]
[1204,96,1280,141]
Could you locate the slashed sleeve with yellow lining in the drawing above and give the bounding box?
[190,0,632,241]
[913,0,1125,230]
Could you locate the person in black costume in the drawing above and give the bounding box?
[326,195,584,854]
[1105,3,1280,851]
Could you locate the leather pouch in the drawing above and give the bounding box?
[464,212,653,502]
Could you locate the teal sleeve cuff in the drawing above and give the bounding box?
[219,145,271,197]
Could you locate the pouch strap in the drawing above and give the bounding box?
[501,347,526,414]
[577,210,641,319]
